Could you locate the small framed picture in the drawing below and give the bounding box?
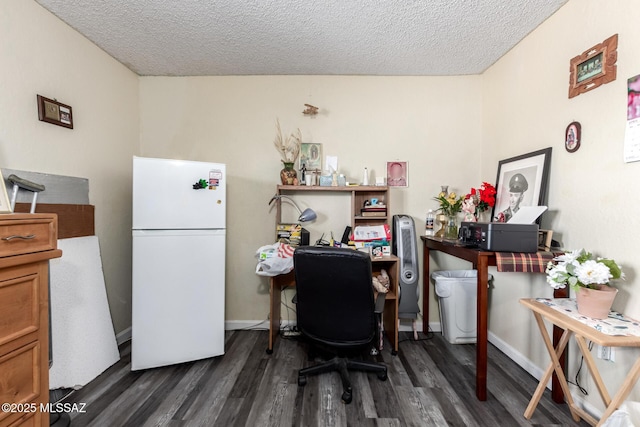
[0,171,13,214]
[37,95,73,129]
[538,229,554,251]
[386,161,408,187]
[299,143,322,170]
[565,122,581,153]
[568,34,618,99]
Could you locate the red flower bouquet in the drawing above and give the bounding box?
[465,182,497,216]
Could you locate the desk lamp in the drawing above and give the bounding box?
[268,194,317,222]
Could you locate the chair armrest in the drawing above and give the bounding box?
[374,293,386,314]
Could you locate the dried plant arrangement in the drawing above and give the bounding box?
[273,119,301,163]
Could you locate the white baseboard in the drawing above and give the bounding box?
[225,320,272,330]
[116,327,131,345]
[487,331,602,421]
[488,331,546,385]
[225,319,442,333]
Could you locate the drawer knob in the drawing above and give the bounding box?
[2,234,36,241]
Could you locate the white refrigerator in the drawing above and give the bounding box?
[132,156,226,370]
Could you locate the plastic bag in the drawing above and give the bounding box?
[255,242,294,276]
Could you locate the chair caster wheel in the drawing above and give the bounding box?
[342,390,352,404]
[298,375,307,386]
[391,350,398,356]
[377,371,388,381]
[266,349,273,354]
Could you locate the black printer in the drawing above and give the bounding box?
[459,222,538,253]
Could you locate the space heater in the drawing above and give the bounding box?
[392,215,421,326]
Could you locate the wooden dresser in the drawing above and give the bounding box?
[0,214,62,427]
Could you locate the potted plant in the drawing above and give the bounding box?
[433,186,464,239]
[546,249,624,319]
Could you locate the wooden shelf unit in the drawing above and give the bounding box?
[275,185,390,229]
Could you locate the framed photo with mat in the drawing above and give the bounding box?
[492,148,552,223]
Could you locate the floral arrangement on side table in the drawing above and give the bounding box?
[464,182,497,222]
[546,249,624,318]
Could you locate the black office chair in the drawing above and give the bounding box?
[294,246,387,404]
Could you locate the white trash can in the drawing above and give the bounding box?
[432,270,492,344]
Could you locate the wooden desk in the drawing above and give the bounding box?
[520,298,640,426]
[267,255,400,355]
[421,236,496,401]
[421,236,568,402]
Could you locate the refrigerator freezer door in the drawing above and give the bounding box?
[132,229,225,370]
[133,156,226,230]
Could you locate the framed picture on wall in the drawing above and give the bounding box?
[299,143,322,170]
[568,34,618,99]
[492,148,552,222]
[565,122,581,153]
[386,161,408,187]
[0,171,13,214]
[37,95,74,129]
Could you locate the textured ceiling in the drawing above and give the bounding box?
[35,0,568,76]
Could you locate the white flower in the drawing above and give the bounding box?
[574,260,612,285]
[553,249,583,264]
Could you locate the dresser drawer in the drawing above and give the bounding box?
[0,342,40,424]
[0,273,39,347]
[0,218,57,258]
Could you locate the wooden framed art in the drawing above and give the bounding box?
[568,34,618,99]
[492,147,552,223]
[565,121,581,153]
[37,95,73,129]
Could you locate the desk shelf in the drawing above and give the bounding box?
[276,185,389,230]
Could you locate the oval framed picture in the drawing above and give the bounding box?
[565,121,581,153]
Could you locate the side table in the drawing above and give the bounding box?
[520,298,640,426]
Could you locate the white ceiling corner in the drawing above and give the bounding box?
[34,0,568,76]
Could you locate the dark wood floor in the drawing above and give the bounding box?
[60,330,587,426]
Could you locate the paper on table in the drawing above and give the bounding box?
[508,206,547,224]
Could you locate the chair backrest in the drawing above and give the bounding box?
[294,246,375,348]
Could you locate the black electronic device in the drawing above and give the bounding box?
[459,222,538,253]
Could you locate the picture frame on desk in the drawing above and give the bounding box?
[299,143,322,170]
[492,148,552,223]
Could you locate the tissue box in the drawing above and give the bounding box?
[319,175,332,186]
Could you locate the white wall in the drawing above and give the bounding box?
[483,0,640,411]
[0,0,139,333]
[139,75,482,322]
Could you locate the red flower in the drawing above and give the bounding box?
[465,182,496,213]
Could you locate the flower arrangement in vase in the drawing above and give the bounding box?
[433,186,463,239]
[273,119,302,185]
[546,249,624,319]
[464,182,497,222]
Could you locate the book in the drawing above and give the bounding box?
[360,210,387,217]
